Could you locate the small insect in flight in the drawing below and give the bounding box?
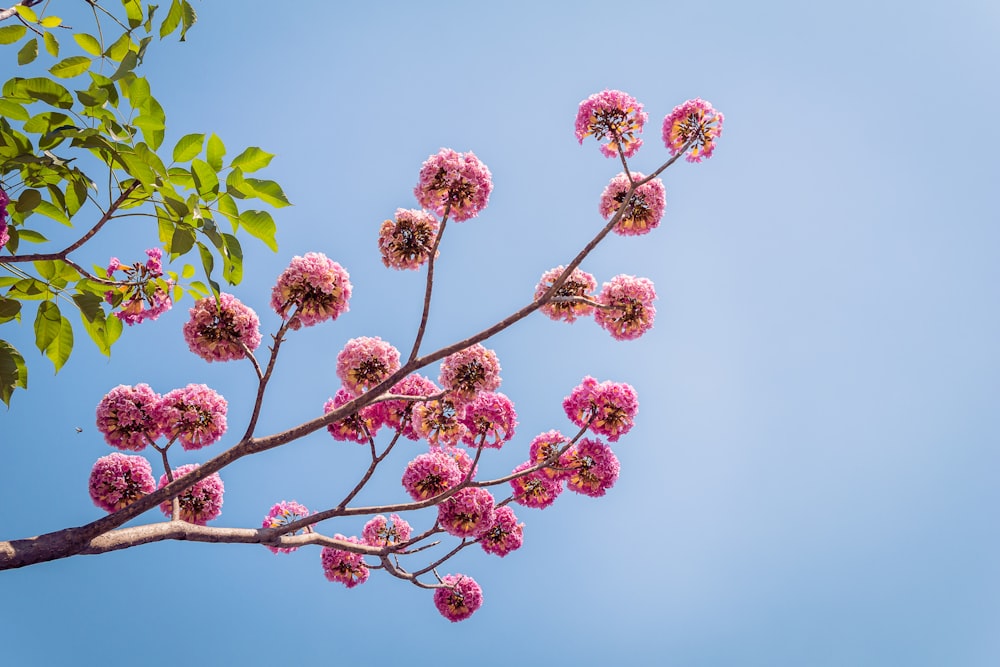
[75,427,83,433]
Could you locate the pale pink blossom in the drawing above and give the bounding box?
[662,98,724,163]
[95,384,162,451]
[560,438,620,498]
[262,500,313,554]
[434,574,483,622]
[104,248,172,325]
[182,293,262,362]
[362,514,412,548]
[480,505,524,557]
[534,266,597,323]
[594,274,657,341]
[88,453,156,512]
[563,377,638,442]
[336,336,401,396]
[436,487,496,539]
[414,148,493,222]
[439,343,501,403]
[0,187,9,250]
[401,450,463,501]
[458,391,517,449]
[599,172,666,236]
[156,383,228,450]
[270,252,351,329]
[575,89,647,158]
[378,208,440,270]
[323,389,382,443]
[509,461,563,509]
[158,464,224,524]
[321,536,369,588]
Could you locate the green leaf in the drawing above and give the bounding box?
[39,16,62,29]
[0,25,27,45]
[15,188,42,213]
[116,149,156,188]
[124,76,150,108]
[206,133,225,171]
[73,33,102,56]
[0,340,28,406]
[33,260,58,281]
[0,298,21,322]
[49,56,92,79]
[124,0,143,28]
[32,200,72,226]
[230,146,274,172]
[172,132,204,162]
[16,78,73,108]
[104,33,132,62]
[179,0,197,41]
[160,0,182,38]
[216,192,239,229]
[111,52,139,81]
[46,312,73,372]
[0,98,29,120]
[244,178,291,208]
[34,300,61,353]
[6,279,48,300]
[169,224,196,255]
[18,38,38,66]
[191,159,219,198]
[15,228,47,243]
[43,31,58,57]
[13,5,38,22]
[221,233,243,284]
[239,210,278,252]
[138,95,164,149]
[71,292,103,322]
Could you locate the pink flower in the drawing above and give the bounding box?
[374,373,440,441]
[594,274,657,341]
[459,391,517,449]
[535,266,598,323]
[362,513,413,548]
[411,397,468,447]
[0,187,9,250]
[158,464,225,524]
[104,248,172,325]
[156,383,228,450]
[440,445,478,480]
[378,208,440,270]
[95,384,162,451]
[662,98,724,163]
[182,293,262,362]
[270,252,351,329]
[439,343,502,403]
[437,487,496,539]
[599,172,666,236]
[563,377,638,442]
[321,536,369,588]
[336,336,401,396]
[575,89,648,158]
[480,505,524,557]
[528,429,570,480]
[560,438,620,498]
[434,574,483,622]
[401,450,463,501]
[414,149,493,222]
[323,388,382,443]
[88,453,156,512]
[262,500,313,554]
[509,461,563,509]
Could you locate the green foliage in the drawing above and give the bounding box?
[0,0,288,405]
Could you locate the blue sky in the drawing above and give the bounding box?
[2,1,1000,665]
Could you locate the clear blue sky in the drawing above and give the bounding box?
[3,1,999,665]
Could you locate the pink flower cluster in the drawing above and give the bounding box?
[575,89,648,158]
[594,274,657,341]
[561,438,620,498]
[324,388,382,444]
[434,574,483,622]
[528,429,568,479]
[88,452,156,512]
[362,514,412,548]
[662,98,724,163]
[411,397,468,447]
[437,487,496,538]
[401,450,463,501]
[458,391,517,448]
[270,252,351,329]
[321,536,369,588]
[336,336,401,396]
[95,383,228,451]
[479,505,524,557]
[510,427,622,507]
[375,373,440,441]
[534,266,598,323]
[599,172,666,236]
[104,248,172,325]
[563,376,639,442]
[439,343,502,403]
[509,460,564,509]
[0,187,9,250]
[378,208,440,270]
[183,293,262,362]
[262,500,314,554]
[158,464,225,524]
[414,149,493,222]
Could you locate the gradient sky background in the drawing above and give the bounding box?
[2,1,999,665]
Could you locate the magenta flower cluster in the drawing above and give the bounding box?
[534,266,598,323]
[104,247,172,325]
[599,172,667,237]
[183,293,262,362]
[414,148,493,222]
[401,450,463,501]
[321,535,369,588]
[439,343,502,403]
[458,391,517,448]
[88,452,156,512]
[535,269,658,341]
[411,397,468,447]
[95,383,228,452]
[563,376,639,442]
[662,98,725,163]
[434,574,483,622]
[262,500,313,554]
[362,514,412,548]
[323,388,382,444]
[0,187,9,250]
[336,336,401,396]
[375,373,440,441]
[158,464,225,524]
[436,487,496,539]
[270,252,352,330]
[378,208,440,270]
[479,505,524,558]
